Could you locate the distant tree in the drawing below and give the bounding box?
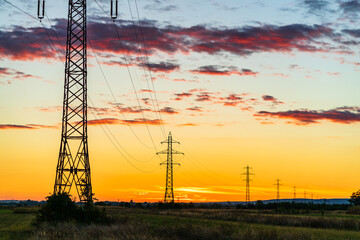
[349,190,360,206]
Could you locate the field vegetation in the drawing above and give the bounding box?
[3,202,360,239]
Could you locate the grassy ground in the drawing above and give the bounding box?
[3,207,360,239]
[0,208,34,240]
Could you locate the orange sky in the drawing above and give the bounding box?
[0,0,359,202]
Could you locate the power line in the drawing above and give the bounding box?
[134,0,166,137]
[5,0,158,173]
[44,11,66,56]
[40,2,156,160]
[88,40,156,150]
[87,97,159,173]
[93,0,160,152]
[2,0,38,20]
[112,21,159,153]
[42,1,157,161]
[1,0,64,65]
[127,0,166,137]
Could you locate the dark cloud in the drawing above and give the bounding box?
[159,107,179,114]
[220,94,243,106]
[174,92,192,101]
[342,29,360,38]
[104,59,179,72]
[0,124,57,130]
[87,117,163,125]
[87,118,120,125]
[190,65,257,76]
[340,0,360,13]
[262,95,284,105]
[302,0,331,15]
[339,0,360,21]
[195,92,214,102]
[0,124,34,129]
[122,118,163,125]
[255,107,360,125]
[0,19,337,61]
[141,61,180,72]
[0,67,38,82]
[186,106,202,111]
[180,24,334,56]
[144,0,178,12]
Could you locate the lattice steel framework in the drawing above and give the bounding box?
[242,165,253,204]
[54,0,92,202]
[157,132,183,203]
[274,179,282,202]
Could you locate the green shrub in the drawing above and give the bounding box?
[34,192,111,225]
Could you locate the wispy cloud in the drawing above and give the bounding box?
[87,117,164,126]
[190,65,257,76]
[0,124,57,130]
[255,107,360,125]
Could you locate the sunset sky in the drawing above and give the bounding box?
[0,0,359,202]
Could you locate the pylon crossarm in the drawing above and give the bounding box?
[171,150,184,155]
[156,150,168,155]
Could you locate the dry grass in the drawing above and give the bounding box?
[33,218,314,240]
[152,208,360,231]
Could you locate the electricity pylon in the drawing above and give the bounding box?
[46,0,92,202]
[157,132,183,203]
[242,165,254,204]
[293,186,296,202]
[274,179,282,202]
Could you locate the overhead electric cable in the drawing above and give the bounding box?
[127,0,166,137]
[5,0,158,172]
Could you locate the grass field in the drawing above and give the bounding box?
[0,208,34,240]
[2,207,360,239]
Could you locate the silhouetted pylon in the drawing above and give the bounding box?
[274,179,282,202]
[157,132,183,203]
[50,0,92,202]
[242,165,254,204]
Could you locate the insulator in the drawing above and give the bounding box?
[110,0,118,20]
[37,0,45,20]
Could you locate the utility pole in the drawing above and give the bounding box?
[157,132,183,203]
[274,179,282,202]
[40,0,118,202]
[242,165,254,205]
[293,186,296,202]
[304,191,307,203]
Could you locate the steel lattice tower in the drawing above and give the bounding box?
[242,165,253,204]
[53,0,92,202]
[274,179,282,202]
[157,132,183,203]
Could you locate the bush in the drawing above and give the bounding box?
[34,192,111,225]
[347,205,360,215]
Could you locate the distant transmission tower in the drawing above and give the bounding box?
[46,0,93,202]
[157,132,183,203]
[242,165,254,204]
[274,179,282,202]
[293,186,296,202]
